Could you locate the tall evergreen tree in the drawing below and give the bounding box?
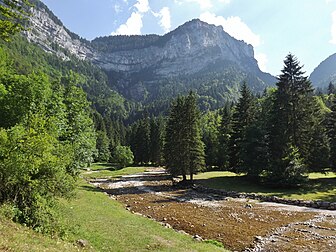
[328,96,336,170]
[130,115,151,164]
[217,103,232,170]
[202,111,221,169]
[229,83,255,172]
[149,116,165,165]
[164,92,205,182]
[268,54,313,185]
[328,82,336,95]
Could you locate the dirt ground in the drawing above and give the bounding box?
[90,168,336,252]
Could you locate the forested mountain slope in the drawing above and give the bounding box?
[23,0,276,110]
[310,53,336,88]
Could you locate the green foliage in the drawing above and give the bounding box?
[328,96,336,171]
[164,92,205,181]
[267,54,316,185]
[0,118,75,233]
[201,110,221,168]
[129,115,151,164]
[111,146,134,168]
[95,130,110,162]
[0,48,96,232]
[149,116,165,165]
[217,104,232,170]
[266,145,308,186]
[194,170,336,202]
[0,0,30,41]
[229,83,256,173]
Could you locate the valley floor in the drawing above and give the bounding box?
[90,168,336,252]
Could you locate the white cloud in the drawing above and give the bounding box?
[200,12,260,47]
[174,0,230,9]
[112,0,150,35]
[112,12,143,35]
[134,0,150,13]
[330,10,336,44]
[153,7,171,33]
[255,53,268,72]
[218,0,231,4]
[326,0,336,4]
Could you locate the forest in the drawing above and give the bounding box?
[1,0,336,243]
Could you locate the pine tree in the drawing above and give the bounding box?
[217,103,232,170]
[149,116,165,165]
[268,54,313,184]
[164,92,205,182]
[164,96,186,179]
[202,111,221,169]
[229,83,255,172]
[328,96,336,170]
[328,82,335,95]
[130,115,151,164]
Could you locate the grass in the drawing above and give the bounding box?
[0,165,226,252]
[0,216,78,252]
[57,179,226,252]
[194,171,336,202]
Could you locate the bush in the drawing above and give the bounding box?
[0,120,75,233]
[111,146,134,168]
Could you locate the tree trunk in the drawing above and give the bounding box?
[190,173,193,182]
[182,174,187,181]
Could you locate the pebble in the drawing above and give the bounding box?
[193,234,203,241]
[76,239,89,248]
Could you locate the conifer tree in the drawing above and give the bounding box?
[328,96,336,170]
[217,103,232,170]
[229,83,255,172]
[149,116,165,165]
[328,82,335,95]
[164,92,205,182]
[268,54,313,184]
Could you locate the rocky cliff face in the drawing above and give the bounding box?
[24,1,93,60]
[310,53,336,88]
[91,19,258,78]
[24,1,275,104]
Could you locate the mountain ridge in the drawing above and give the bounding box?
[310,53,336,88]
[24,0,276,106]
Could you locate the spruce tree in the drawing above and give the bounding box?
[217,104,232,170]
[229,83,255,172]
[149,116,165,165]
[164,92,205,182]
[328,82,335,95]
[328,96,336,170]
[268,54,313,185]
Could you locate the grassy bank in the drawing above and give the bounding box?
[0,165,225,251]
[194,171,336,202]
[0,215,78,252]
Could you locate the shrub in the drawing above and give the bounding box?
[111,146,134,168]
[0,121,75,233]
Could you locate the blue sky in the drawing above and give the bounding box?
[41,0,336,76]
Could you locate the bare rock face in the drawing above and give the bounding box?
[24,4,93,61]
[91,19,258,78]
[24,3,262,79]
[23,1,276,102]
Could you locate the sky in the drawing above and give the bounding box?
[41,0,336,76]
